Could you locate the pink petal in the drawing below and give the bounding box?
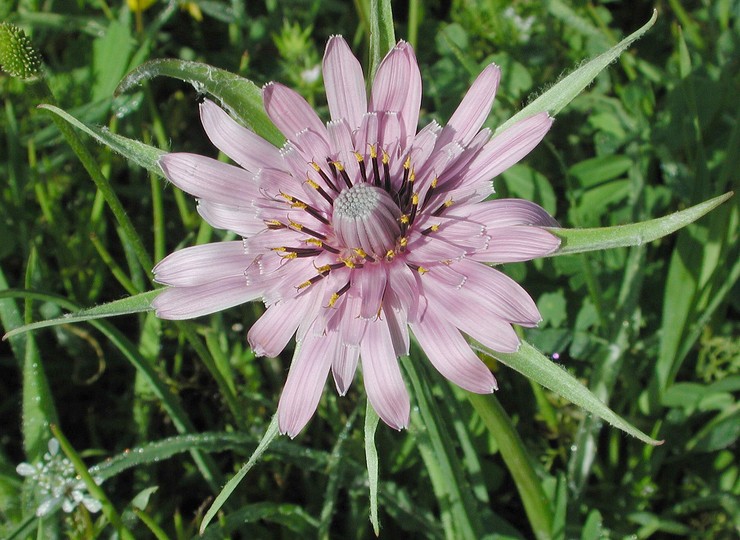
[436,259,542,325]
[263,82,328,141]
[152,276,262,320]
[277,330,335,437]
[337,293,368,346]
[332,343,359,396]
[197,201,264,237]
[472,226,561,262]
[383,292,410,356]
[199,99,282,171]
[153,241,247,286]
[411,309,497,393]
[446,198,558,228]
[360,318,410,430]
[322,35,367,130]
[436,64,501,148]
[353,265,387,319]
[247,293,314,357]
[464,112,553,185]
[159,153,260,205]
[370,41,422,146]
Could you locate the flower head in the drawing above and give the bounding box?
[153,36,559,437]
[16,438,102,517]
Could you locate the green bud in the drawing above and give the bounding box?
[0,23,43,79]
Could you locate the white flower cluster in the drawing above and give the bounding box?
[16,438,102,517]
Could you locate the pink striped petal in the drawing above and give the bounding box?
[360,318,409,430]
[199,99,282,171]
[383,292,410,356]
[338,293,368,346]
[412,309,497,393]
[332,343,359,395]
[248,293,314,357]
[278,330,335,437]
[436,64,501,148]
[153,241,247,286]
[263,82,328,141]
[370,41,422,146]
[353,265,387,319]
[152,276,262,320]
[197,201,264,237]
[323,35,367,129]
[472,226,561,263]
[447,198,559,227]
[464,112,553,185]
[159,153,259,205]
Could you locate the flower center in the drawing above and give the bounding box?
[332,183,401,257]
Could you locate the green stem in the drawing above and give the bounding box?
[468,393,554,540]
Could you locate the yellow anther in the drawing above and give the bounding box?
[341,258,356,269]
[289,221,303,231]
[305,238,323,247]
[327,292,340,308]
[354,248,369,258]
[297,280,312,290]
[310,161,322,172]
[431,177,438,188]
[382,151,390,165]
[271,246,287,252]
[282,252,298,260]
[333,161,345,171]
[369,145,377,158]
[306,178,320,190]
[409,170,416,182]
[399,236,408,248]
[266,219,283,227]
[353,151,364,162]
[417,266,428,275]
[291,201,307,209]
[431,224,440,232]
[385,249,396,260]
[403,155,411,169]
[412,193,419,205]
[400,214,410,224]
[279,191,294,202]
[316,264,331,274]
[444,198,454,207]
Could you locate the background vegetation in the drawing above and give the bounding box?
[1,0,737,538]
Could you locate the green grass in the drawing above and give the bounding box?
[1,0,737,538]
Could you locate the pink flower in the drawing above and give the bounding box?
[153,36,560,437]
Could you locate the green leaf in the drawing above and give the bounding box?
[364,401,381,536]
[116,59,284,147]
[2,289,159,340]
[549,192,733,256]
[497,10,657,132]
[368,0,396,79]
[37,104,165,174]
[474,340,662,445]
[200,415,280,534]
[92,20,134,101]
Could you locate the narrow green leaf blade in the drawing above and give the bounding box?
[200,415,280,534]
[116,59,284,147]
[368,0,396,78]
[548,192,733,256]
[497,10,657,132]
[37,104,165,174]
[364,401,381,536]
[2,289,159,340]
[474,341,662,445]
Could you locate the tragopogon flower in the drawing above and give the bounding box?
[16,438,102,517]
[153,36,560,437]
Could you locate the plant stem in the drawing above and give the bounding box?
[468,393,554,540]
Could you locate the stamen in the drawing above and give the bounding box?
[408,193,419,224]
[333,161,353,189]
[432,198,454,217]
[327,281,351,308]
[407,263,428,274]
[311,161,339,193]
[265,219,285,230]
[421,224,440,235]
[369,145,381,187]
[354,151,368,183]
[382,150,391,191]
[306,178,334,205]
